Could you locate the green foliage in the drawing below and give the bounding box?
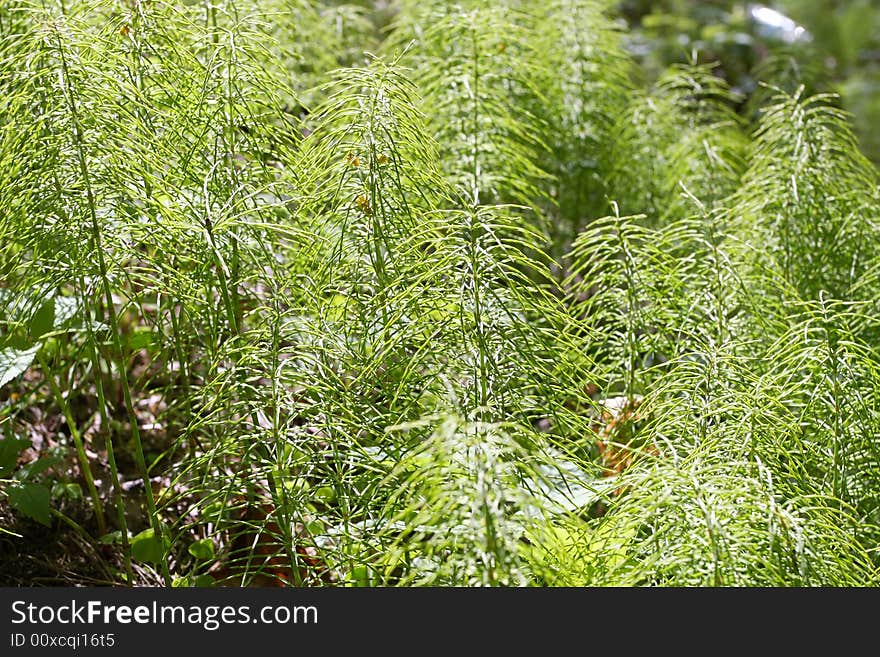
[7,483,51,527]
[609,63,747,223]
[131,527,171,565]
[732,89,879,302]
[622,0,880,165]
[535,0,633,253]
[2,0,880,587]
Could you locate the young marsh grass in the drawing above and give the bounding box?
[1,0,879,587]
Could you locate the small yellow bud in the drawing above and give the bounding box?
[355,195,372,215]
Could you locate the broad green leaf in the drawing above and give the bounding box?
[325,294,349,322]
[198,501,225,524]
[188,538,215,561]
[193,574,215,587]
[8,483,51,526]
[2,290,77,330]
[0,438,30,478]
[99,530,124,545]
[15,454,62,481]
[29,298,55,339]
[0,345,38,389]
[52,482,83,501]
[315,486,336,503]
[131,527,169,564]
[171,574,214,588]
[350,565,373,587]
[125,326,154,351]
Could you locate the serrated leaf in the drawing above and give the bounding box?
[29,298,55,340]
[53,296,79,327]
[8,483,51,526]
[0,345,39,389]
[0,438,31,478]
[188,538,215,561]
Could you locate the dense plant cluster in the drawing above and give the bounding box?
[1,0,879,586]
[622,0,880,164]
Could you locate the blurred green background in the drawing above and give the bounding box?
[617,1,880,163]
